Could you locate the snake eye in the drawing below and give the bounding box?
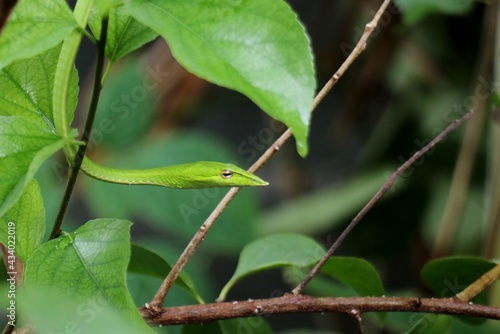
[221,170,233,179]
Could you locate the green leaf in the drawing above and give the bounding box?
[395,0,475,25]
[21,288,154,334]
[258,168,397,235]
[123,0,316,156]
[24,219,150,332]
[0,45,78,217]
[0,0,78,69]
[421,256,496,304]
[405,314,451,334]
[218,233,325,301]
[0,116,74,218]
[0,179,44,262]
[89,4,158,63]
[321,257,384,297]
[129,244,203,303]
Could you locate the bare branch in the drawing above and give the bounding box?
[140,295,500,326]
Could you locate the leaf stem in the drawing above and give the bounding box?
[456,263,500,302]
[148,0,394,311]
[49,18,108,240]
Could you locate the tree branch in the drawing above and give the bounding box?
[140,295,500,326]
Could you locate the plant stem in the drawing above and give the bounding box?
[456,263,500,302]
[148,0,394,311]
[140,295,500,326]
[49,18,108,240]
[292,110,474,295]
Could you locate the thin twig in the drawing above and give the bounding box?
[49,18,108,240]
[140,295,500,326]
[292,110,474,295]
[456,263,500,302]
[148,0,394,311]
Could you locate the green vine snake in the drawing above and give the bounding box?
[53,3,268,189]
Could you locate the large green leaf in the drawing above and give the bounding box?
[218,233,325,301]
[128,244,203,303]
[123,0,315,156]
[321,257,384,297]
[89,4,158,63]
[0,179,44,262]
[0,45,78,217]
[0,0,78,69]
[420,256,496,304]
[24,219,150,332]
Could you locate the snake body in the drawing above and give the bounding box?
[81,158,268,188]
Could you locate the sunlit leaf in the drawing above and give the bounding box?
[0,179,44,262]
[24,219,150,331]
[0,0,78,69]
[123,0,316,156]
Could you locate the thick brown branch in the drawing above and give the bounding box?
[140,295,500,326]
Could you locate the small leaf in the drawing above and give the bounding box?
[321,257,384,297]
[395,0,475,25]
[24,219,149,331]
[123,0,316,156]
[218,233,325,301]
[0,179,44,262]
[420,256,496,304]
[405,314,451,334]
[0,0,78,69]
[129,244,203,303]
[89,4,158,63]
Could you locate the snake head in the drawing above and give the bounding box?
[183,161,269,188]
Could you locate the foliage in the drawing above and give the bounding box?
[0,0,499,333]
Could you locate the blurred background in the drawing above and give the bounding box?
[18,0,500,332]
